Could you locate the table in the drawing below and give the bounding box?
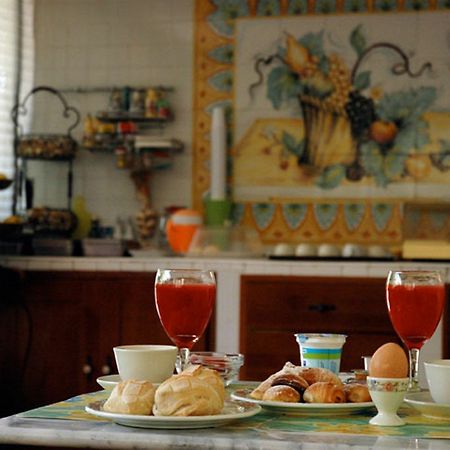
[0,389,449,449]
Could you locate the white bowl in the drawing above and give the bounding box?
[424,359,450,404]
[341,243,367,258]
[318,244,341,257]
[273,243,295,256]
[295,243,318,257]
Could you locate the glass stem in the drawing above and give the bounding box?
[177,347,191,373]
[408,348,420,392]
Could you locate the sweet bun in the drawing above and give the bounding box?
[298,367,343,387]
[250,361,305,400]
[153,374,224,416]
[271,373,309,400]
[262,385,301,403]
[343,383,371,403]
[103,380,155,415]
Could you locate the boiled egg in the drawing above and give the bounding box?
[369,342,408,378]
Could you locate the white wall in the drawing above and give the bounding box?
[30,0,194,229]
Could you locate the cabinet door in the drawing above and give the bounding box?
[81,273,121,393]
[20,272,88,409]
[240,275,400,380]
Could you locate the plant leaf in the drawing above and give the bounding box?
[267,66,301,109]
[353,71,371,90]
[349,25,366,56]
[316,164,346,189]
[384,151,407,178]
[394,120,430,152]
[282,132,305,157]
[376,87,437,123]
[298,31,325,59]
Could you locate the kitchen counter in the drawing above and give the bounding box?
[0,388,449,450]
[1,255,448,376]
[1,414,448,449]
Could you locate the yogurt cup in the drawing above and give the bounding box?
[294,333,347,374]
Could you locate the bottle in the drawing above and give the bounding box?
[145,89,158,118]
[72,196,92,239]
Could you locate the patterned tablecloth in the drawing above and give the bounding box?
[19,388,450,440]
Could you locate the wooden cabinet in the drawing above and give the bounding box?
[1,271,213,416]
[239,275,403,381]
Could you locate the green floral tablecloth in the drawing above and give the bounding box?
[19,388,450,440]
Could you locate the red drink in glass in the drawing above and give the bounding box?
[387,284,445,350]
[155,282,215,350]
[386,270,445,391]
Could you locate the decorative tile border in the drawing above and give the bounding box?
[193,0,447,244]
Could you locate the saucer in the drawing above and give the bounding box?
[96,374,121,389]
[404,391,450,420]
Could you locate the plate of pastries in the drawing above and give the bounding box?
[231,362,374,416]
[86,365,261,429]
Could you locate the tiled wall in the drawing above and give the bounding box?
[31,0,449,245]
[31,0,194,228]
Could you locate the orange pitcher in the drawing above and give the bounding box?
[166,209,202,254]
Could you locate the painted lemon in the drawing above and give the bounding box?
[405,154,432,180]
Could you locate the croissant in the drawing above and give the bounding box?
[303,382,346,403]
[343,383,371,403]
[298,367,343,387]
[250,362,306,400]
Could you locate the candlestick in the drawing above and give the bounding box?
[210,106,226,200]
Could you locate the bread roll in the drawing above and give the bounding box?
[298,367,343,387]
[103,380,155,415]
[153,374,224,416]
[181,364,225,401]
[344,383,371,403]
[303,382,346,403]
[263,385,300,403]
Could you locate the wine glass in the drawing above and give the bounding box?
[386,270,445,392]
[154,268,216,373]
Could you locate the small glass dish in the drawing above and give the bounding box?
[190,352,244,386]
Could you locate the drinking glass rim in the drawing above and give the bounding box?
[155,268,216,283]
[387,270,444,284]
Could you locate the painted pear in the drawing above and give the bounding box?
[285,33,310,76]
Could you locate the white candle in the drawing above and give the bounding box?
[210,106,226,200]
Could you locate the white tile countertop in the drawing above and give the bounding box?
[0,412,449,450]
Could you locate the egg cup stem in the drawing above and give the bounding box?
[408,348,421,392]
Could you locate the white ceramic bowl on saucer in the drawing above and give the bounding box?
[97,374,122,390]
[424,359,450,404]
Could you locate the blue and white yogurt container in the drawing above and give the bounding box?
[294,333,347,374]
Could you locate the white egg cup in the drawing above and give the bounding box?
[367,377,409,426]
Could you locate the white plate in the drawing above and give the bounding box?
[231,388,374,416]
[96,374,122,389]
[404,391,450,421]
[85,399,262,429]
[97,375,162,390]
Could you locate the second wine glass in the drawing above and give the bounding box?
[154,268,216,373]
[386,270,445,392]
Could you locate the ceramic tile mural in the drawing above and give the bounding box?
[193,1,450,245]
